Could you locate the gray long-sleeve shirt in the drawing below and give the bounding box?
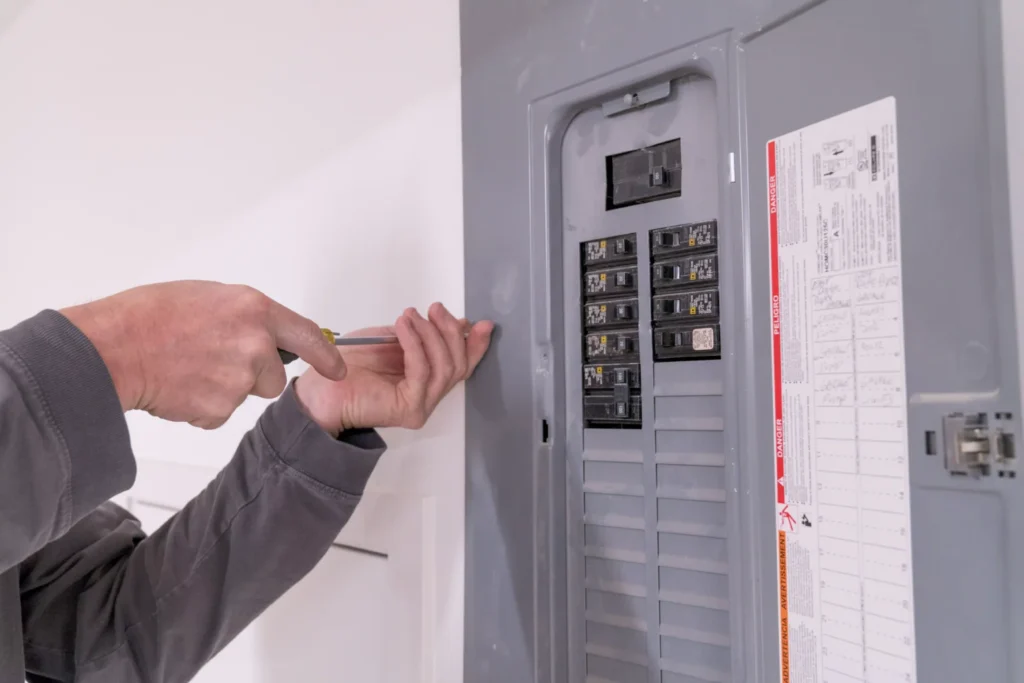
[0,310,386,682]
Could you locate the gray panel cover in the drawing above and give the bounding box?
[562,77,730,683]
[461,1,1022,682]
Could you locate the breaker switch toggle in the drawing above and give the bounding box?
[650,166,666,187]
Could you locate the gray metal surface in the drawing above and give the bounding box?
[561,76,731,683]
[462,1,1023,682]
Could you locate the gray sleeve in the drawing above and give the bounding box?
[0,311,137,574]
[20,383,385,683]
[2,310,386,682]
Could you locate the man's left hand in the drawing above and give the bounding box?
[294,303,493,436]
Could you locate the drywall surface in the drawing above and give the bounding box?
[0,1,465,681]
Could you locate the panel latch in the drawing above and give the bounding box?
[942,413,1015,477]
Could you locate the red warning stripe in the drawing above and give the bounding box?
[769,140,790,683]
[768,140,785,506]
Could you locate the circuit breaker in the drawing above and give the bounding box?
[462,2,1024,683]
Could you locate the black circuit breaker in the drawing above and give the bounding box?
[650,220,721,361]
[580,233,641,427]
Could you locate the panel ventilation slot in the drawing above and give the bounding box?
[653,359,730,682]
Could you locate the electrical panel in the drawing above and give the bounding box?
[462,3,1024,683]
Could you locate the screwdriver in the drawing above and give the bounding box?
[278,326,473,365]
[278,329,397,365]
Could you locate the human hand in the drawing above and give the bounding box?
[62,281,346,429]
[294,303,493,436]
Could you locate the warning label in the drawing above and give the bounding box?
[768,97,917,683]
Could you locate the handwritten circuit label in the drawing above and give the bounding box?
[767,97,917,683]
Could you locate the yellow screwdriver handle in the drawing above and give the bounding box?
[277,328,337,365]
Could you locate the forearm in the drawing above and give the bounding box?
[0,311,135,573]
[21,384,384,683]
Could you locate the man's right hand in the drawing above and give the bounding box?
[61,281,346,429]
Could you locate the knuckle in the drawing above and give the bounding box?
[238,334,272,361]
[238,286,270,315]
[241,369,259,391]
[230,364,257,389]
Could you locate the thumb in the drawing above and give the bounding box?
[465,320,495,376]
[267,302,347,381]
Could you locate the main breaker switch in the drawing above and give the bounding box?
[605,139,682,210]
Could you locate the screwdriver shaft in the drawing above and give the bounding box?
[280,328,471,364]
[335,330,471,346]
[334,336,399,346]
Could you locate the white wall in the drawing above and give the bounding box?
[0,1,465,681]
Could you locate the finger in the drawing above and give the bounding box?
[266,300,347,381]
[428,303,467,383]
[251,354,289,399]
[465,320,495,376]
[395,312,429,409]
[342,325,395,339]
[409,308,453,405]
[340,324,402,373]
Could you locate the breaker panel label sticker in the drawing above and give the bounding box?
[767,97,917,683]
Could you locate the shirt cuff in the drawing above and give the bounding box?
[0,310,136,522]
[258,380,386,497]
